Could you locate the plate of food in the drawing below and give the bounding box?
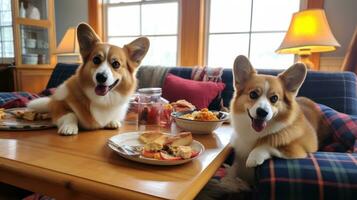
[0,107,54,130]
[108,131,204,165]
[172,108,229,134]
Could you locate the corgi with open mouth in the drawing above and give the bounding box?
[227,55,329,186]
[28,23,149,135]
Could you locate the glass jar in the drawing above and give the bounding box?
[138,88,162,127]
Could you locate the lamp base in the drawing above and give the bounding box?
[298,54,315,70]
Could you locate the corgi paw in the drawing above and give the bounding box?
[105,120,121,129]
[58,124,78,135]
[246,154,265,168]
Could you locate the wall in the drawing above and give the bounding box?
[320,0,357,71]
[55,0,88,45]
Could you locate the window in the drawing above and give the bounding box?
[0,0,14,63]
[102,0,301,68]
[207,0,300,69]
[104,0,179,66]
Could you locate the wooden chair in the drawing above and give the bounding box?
[342,27,357,73]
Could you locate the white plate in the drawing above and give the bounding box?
[0,108,54,131]
[108,132,205,165]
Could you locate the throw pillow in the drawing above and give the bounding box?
[162,73,225,110]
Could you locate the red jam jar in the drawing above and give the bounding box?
[138,88,162,126]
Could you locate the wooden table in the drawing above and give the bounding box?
[0,124,233,200]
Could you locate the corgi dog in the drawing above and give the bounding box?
[225,55,329,186]
[28,23,149,135]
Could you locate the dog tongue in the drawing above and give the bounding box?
[252,119,267,132]
[95,85,109,96]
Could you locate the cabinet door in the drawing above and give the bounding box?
[15,68,52,93]
[20,25,50,66]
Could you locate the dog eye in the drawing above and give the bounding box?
[112,61,120,69]
[249,91,259,99]
[270,95,278,103]
[93,56,101,65]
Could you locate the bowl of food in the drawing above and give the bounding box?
[172,108,229,134]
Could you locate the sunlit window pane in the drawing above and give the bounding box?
[142,2,178,35]
[109,36,177,66]
[143,36,177,66]
[109,0,141,3]
[108,36,137,47]
[252,0,299,31]
[249,33,294,69]
[209,0,251,33]
[208,34,249,68]
[107,5,140,36]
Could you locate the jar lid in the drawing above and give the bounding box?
[138,87,162,94]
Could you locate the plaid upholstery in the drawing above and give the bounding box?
[0,92,39,107]
[318,104,357,153]
[254,104,357,200]
[255,152,357,200]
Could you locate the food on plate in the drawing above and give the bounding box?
[180,108,219,121]
[171,100,196,112]
[167,132,193,146]
[139,131,165,143]
[0,108,5,120]
[138,131,198,160]
[10,109,51,121]
[175,146,192,159]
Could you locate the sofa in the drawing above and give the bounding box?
[1,63,357,200]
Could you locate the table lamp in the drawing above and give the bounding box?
[55,27,81,63]
[276,9,340,69]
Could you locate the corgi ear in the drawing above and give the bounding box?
[233,55,256,88]
[124,37,150,67]
[278,63,307,94]
[77,23,101,61]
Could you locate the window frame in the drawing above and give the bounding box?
[102,0,180,66]
[89,0,323,68]
[0,0,14,64]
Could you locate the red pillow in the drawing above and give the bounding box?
[162,73,225,109]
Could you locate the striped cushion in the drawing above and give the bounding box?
[255,152,357,200]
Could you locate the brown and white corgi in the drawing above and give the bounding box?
[28,23,149,135]
[225,55,329,187]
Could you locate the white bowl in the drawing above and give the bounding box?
[172,111,229,134]
[25,39,37,48]
[23,54,38,64]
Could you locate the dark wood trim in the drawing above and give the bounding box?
[88,0,103,40]
[341,27,357,73]
[307,0,324,9]
[179,0,206,66]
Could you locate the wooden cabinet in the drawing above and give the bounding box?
[12,0,56,93]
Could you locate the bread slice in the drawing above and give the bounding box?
[168,132,193,146]
[139,131,165,144]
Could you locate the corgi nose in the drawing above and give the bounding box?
[96,73,107,84]
[256,108,268,118]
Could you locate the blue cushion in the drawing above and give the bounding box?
[46,63,79,89]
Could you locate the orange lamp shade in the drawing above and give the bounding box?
[276,9,340,55]
[56,27,79,55]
